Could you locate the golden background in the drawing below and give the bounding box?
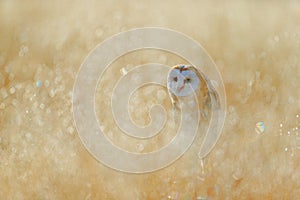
[0,1,300,199]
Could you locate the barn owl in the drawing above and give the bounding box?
[167,64,220,120]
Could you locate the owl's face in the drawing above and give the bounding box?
[167,65,200,97]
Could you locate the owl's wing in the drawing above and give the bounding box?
[205,78,220,109]
[196,69,220,110]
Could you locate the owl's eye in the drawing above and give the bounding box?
[173,77,178,82]
[185,78,191,83]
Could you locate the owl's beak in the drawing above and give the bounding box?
[177,84,185,92]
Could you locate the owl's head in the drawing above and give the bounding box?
[167,65,200,97]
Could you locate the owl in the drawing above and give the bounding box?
[167,64,219,120]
